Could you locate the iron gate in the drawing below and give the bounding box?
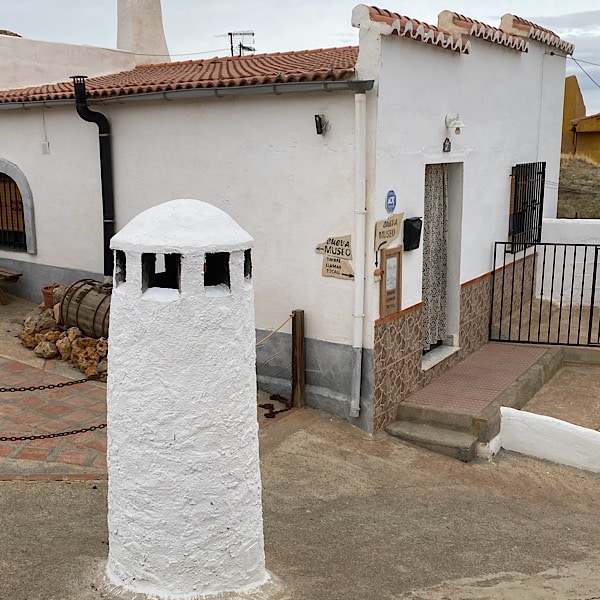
[490,242,600,346]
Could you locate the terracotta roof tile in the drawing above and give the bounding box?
[355,5,470,53]
[500,14,574,55]
[0,46,359,104]
[437,11,528,52]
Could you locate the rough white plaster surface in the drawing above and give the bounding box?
[476,433,502,462]
[501,407,600,473]
[107,199,267,598]
[117,0,170,64]
[111,199,253,254]
[0,35,135,90]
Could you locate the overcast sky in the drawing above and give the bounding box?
[2,0,600,113]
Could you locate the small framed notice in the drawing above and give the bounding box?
[379,246,402,317]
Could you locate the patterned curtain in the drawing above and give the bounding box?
[422,164,448,352]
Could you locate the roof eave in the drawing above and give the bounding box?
[0,79,375,110]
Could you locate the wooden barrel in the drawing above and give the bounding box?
[60,279,112,339]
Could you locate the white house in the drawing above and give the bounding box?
[0,3,573,432]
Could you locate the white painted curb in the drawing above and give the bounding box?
[501,407,600,473]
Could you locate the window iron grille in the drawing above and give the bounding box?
[0,173,26,251]
[507,161,545,254]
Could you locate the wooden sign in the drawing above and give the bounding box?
[321,255,354,280]
[316,234,354,281]
[379,246,402,317]
[374,213,403,251]
[315,235,352,260]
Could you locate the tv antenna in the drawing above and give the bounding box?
[222,30,255,56]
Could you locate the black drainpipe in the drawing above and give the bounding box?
[71,75,115,278]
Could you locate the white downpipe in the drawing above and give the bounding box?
[350,91,367,418]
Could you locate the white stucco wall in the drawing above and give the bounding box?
[0,108,104,271]
[538,218,600,305]
[0,34,136,89]
[360,32,567,318]
[501,406,600,473]
[117,0,170,64]
[107,93,358,345]
[543,218,600,245]
[0,91,358,346]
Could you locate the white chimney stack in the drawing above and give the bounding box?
[117,0,170,64]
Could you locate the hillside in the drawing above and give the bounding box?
[557,154,600,219]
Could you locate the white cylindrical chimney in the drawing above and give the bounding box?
[105,199,270,598]
[117,0,170,64]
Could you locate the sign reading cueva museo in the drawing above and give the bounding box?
[315,235,352,260]
[374,213,403,250]
[315,235,354,280]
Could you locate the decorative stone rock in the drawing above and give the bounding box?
[34,341,59,359]
[97,358,108,374]
[56,337,72,361]
[23,309,57,334]
[71,338,97,371]
[18,306,109,380]
[52,283,67,306]
[84,363,98,379]
[43,330,62,343]
[67,327,82,342]
[19,328,38,349]
[96,338,108,357]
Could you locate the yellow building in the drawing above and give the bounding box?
[561,75,586,154]
[572,112,600,164]
[562,75,600,163]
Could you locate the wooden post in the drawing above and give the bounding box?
[291,309,305,408]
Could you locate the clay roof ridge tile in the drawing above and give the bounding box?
[501,14,574,54]
[369,7,469,54]
[441,11,530,52]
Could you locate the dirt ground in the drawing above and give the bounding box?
[558,153,600,219]
[2,410,600,599]
[3,294,600,598]
[523,362,600,430]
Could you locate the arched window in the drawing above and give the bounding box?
[0,160,36,254]
[0,173,26,250]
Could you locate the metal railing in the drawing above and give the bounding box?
[490,242,600,346]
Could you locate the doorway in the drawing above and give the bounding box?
[422,164,448,353]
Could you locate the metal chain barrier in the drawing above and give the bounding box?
[0,423,106,442]
[0,377,92,394]
[0,377,105,441]
[258,393,291,419]
[0,314,295,439]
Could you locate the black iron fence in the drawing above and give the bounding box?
[490,242,600,346]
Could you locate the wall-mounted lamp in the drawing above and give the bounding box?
[445,114,465,135]
[315,114,330,135]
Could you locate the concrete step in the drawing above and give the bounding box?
[396,401,500,443]
[386,420,478,462]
